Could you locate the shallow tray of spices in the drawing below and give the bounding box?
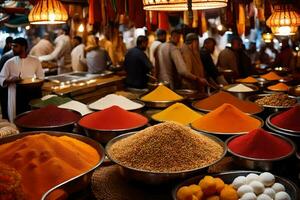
[105,122,227,185]
[222,83,259,100]
[172,171,299,200]
[0,131,105,200]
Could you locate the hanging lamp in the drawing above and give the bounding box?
[143,0,228,11]
[28,0,68,24]
[266,4,300,36]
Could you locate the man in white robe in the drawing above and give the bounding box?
[0,38,44,122]
[71,36,86,72]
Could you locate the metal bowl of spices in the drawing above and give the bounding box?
[288,85,300,97]
[226,132,296,171]
[14,107,81,132]
[106,126,227,185]
[140,99,184,108]
[222,83,259,100]
[0,131,105,200]
[175,89,208,102]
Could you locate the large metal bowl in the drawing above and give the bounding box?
[222,83,259,100]
[14,109,81,132]
[106,132,227,185]
[172,171,299,200]
[288,85,300,97]
[175,89,208,102]
[190,116,264,141]
[140,98,184,108]
[226,133,296,171]
[0,131,105,200]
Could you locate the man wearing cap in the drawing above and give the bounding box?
[39,26,72,74]
[157,29,206,89]
[180,33,207,91]
[0,37,44,122]
[149,29,166,73]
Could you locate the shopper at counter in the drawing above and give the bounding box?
[2,36,13,56]
[273,38,295,72]
[71,36,86,72]
[29,33,54,57]
[149,29,167,72]
[0,38,44,122]
[124,35,152,89]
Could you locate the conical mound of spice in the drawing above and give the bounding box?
[228,129,293,159]
[79,105,148,130]
[267,82,289,91]
[191,103,261,133]
[271,105,300,131]
[260,71,282,81]
[108,122,224,172]
[141,85,183,101]
[236,76,258,83]
[152,103,202,125]
[193,91,262,114]
[15,105,81,127]
[0,133,100,200]
[227,84,254,92]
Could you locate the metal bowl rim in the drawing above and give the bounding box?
[139,97,184,104]
[87,99,145,111]
[247,93,298,108]
[105,131,227,175]
[14,109,82,129]
[225,133,296,161]
[222,83,259,93]
[266,113,300,134]
[190,115,264,135]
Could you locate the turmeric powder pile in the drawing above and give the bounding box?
[0,134,100,200]
[267,83,289,91]
[141,85,183,101]
[236,76,258,83]
[191,103,262,133]
[260,71,282,81]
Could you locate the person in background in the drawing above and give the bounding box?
[29,33,54,57]
[39,26,72,74]
[272,38,295,72]
[238,44,252,77]
[83,35,112,74]
[0,50,14,120]
[149,29,167,75]
[247,42,259,66]
[0,38,44,122]
[112,31,127,65]
[157,29,205,89]
[2,37,13,56]
[180,33,207,91]
[71,36,86,72]
[123,35,152,89]
[200,38,228,86]
[258,44,271,65]
[99,28,115,65]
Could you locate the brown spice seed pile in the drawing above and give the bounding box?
[108,122,224,173]
[255,93,297,107]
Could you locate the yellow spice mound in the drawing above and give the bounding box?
[260,71,282,81]
[0,134,100,200]
[152,103,202,125]
[191,103,261,133]
[236,76,257,83]
[141,85,183,101]
[267,83,289,91]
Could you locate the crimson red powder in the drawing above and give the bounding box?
[228,128,293,159]
[79,105,148,130]
[15,105,81,127]
[271,105,300,132]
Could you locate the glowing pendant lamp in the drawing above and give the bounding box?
[28,0,68,24]
[143,0,228,11]
[266,4,300,36]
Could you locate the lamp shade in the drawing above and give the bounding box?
[266,4,300,35]
[28,0,68,24]
[143,0,228,11]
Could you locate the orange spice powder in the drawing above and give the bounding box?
[236,76,258,83]
[191,103,262,133]
[260,71,282,81]
[0,134,100,200]
[267,83,289,91]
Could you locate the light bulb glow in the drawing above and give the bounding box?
[78,24,84,32]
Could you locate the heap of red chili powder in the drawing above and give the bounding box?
[79,105,148,130]
[228,128,293,159]
[271,105,300,132]
[15,105,81,127]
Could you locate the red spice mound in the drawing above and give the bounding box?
[228,129,293,159]
[271,105,300,132]
[15,105,81,127]
[79,105,148,130]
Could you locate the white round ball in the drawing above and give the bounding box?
[249,181,265,195]
[272,183,285,193]
[275,191,291,200]
[238,185,254,197]
[240,192,257,200]
[232,176,247,189]
[257,194,272,200]
[246,173,260,184]
[259,172,275,187]
[263,188,276,199]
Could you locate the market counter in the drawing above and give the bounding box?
[42,75,125,104]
